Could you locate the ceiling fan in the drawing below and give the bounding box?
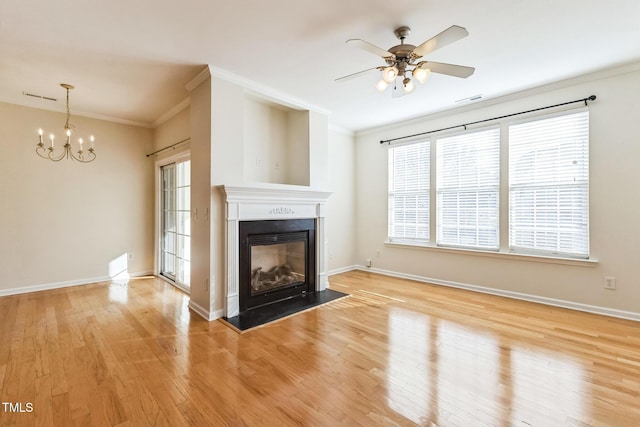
[336,25,475,97]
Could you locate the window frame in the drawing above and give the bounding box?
[435,126,501,251]
[387,140,431,245]
[507,108,590,259]
[385,106,592,262]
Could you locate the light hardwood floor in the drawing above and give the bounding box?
[1,270,639,426]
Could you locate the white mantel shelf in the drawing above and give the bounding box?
[222,185,332,318]
[223,185,332,204]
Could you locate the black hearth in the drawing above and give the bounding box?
[239,219,316,312]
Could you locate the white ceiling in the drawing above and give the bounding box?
[1,0,639,131]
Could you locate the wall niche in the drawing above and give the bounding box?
[243,94,310,186]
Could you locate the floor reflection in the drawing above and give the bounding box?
[108,281,129,304]
[386,306,585,425]
[386,307,432,424]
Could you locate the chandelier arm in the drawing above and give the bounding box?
[70,148,96,163]
[35,144,50,159]
[34,83,96,164]
[48,144,70,162]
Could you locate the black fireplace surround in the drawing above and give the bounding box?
[238,219,316,312]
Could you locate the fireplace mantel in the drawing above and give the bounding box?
[222,185,331,318]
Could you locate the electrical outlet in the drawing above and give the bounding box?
[365,259,372,268]
[604,276,616,290]
[128,252,134,260]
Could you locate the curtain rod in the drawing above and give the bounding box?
[379,95,596,145]
[146,137,191,157]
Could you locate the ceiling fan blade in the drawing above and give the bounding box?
[418,61,475,78]
[346,39,395,60]
[412,25,469,58]
[334,67,380,82]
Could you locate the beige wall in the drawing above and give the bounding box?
[152,105,191,162]
[354,66,640,315]
[0,102,154,293]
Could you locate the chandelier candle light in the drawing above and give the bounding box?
[36,83,96,163]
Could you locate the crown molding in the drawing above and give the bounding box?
[185,66,212,92]
[152,97,190,128]
[0,96,154,128]
[329,122,355,137]
[208,65,332,116]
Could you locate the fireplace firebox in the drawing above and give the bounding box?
[239,219,316,311]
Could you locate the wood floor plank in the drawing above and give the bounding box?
[1,271,640,426]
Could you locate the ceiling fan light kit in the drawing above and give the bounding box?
[338,24,475,97]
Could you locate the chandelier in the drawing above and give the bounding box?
[36,83,96,163]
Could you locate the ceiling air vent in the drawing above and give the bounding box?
[22,91,57,102]
[455,94,483,104]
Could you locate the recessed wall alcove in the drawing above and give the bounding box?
[243,94,310,186]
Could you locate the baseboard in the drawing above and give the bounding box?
[0,270,155,298]
[353,265,640,323]
[328,265,359,276]
[188,300,223,321]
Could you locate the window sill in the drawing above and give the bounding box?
[384,241,598,267]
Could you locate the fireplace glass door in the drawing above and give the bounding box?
[250,241,306,295]
[239,219,316,311]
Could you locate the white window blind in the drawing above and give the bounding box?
[388,142,430,243]
[436,128,500,250]
[509,110,589,257]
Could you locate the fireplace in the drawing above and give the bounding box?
[223,185,332,319]
[239,219,316,311]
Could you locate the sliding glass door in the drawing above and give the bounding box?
[160,160,191,290]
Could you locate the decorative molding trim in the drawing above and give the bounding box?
[352,266,640,323]
[223,185,332,204]
[185,66,212,92]
[0,96,153,128]
[328,265,359,276]
[208,65,331,116]
[152,97,191,128]
[329,123,355,136]
[0,270,154,297]
[188,299,218,321]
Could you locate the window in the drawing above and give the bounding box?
[387,107,590,260]
[388,142,429,243]
[160,159,191,289]
[436,128,500,250]
[509,110,589,257]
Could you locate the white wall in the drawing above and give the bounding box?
[185,69,336,319]
[0,102,154,293]
[354,65,640,315]
[327,127,357,272]
[188,76,213,316]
